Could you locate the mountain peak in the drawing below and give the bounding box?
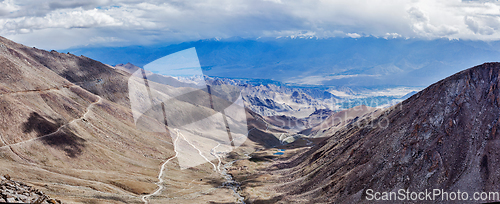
[114,62,142,73]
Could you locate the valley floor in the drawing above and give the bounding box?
[226,137,328,204]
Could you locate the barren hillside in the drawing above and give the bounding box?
[266,62,500,203]
[0,36,286,203]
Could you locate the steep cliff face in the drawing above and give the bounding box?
[275,62,500,203]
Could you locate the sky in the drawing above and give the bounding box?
[1,0,500,50]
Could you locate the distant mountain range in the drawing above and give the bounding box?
[64,37,500,88]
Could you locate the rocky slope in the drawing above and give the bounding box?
[0,36,289,203]
[267,62,500,203]
[0,36,178,203]
[240,83,337,118]
[1,175,61,203]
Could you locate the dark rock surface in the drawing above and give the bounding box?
[1,175,62,204]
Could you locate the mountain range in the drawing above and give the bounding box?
[2,35,500,204]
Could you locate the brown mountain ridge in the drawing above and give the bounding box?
[0,36,290,203]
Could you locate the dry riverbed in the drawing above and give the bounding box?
[228,137,327,203]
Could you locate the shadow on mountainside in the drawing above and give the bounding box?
[22,112,86,158]
[22,112,62,135]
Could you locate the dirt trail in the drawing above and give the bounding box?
[0,96,102,149]
[0,85,74,96]
[0,94,135,197]
[141,128,219,203]
[141,129,181,204]
[142,112,270,203]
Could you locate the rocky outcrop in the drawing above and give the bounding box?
[1,175,61,204]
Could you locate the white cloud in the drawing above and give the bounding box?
[384,32,402,39]
[2,0,500,49]
[1,8,121,34]
[464,16,480,33]
[346,33,362,38]
[408,6,459,38]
